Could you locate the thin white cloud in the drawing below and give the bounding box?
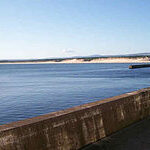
[62,49,75,54]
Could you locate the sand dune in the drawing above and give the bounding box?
[0,57,150,64]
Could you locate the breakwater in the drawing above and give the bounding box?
[129,64,150,69]
[0,88,150,150]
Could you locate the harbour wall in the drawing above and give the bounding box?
[0,88,150,150]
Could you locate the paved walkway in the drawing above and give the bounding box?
[81,117,150,150]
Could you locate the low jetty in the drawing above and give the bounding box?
[129,64,150,69]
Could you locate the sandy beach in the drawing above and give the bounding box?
[0,57,150,64]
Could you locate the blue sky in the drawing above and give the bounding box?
[0,0,150,59]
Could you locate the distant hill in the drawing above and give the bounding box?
[123,53,150,57]
[71,53,150,59]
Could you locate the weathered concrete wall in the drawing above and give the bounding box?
[0,88,150,150]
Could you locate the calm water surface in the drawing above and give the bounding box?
[0,63,150,125]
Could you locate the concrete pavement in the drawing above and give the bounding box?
[81,117,150,150]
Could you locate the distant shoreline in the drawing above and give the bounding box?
[0,57,150,64]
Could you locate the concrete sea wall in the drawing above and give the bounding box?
[0,88,150,150]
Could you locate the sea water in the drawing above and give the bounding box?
[0,63,150,124]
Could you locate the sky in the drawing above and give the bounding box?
[0,0,150,59]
